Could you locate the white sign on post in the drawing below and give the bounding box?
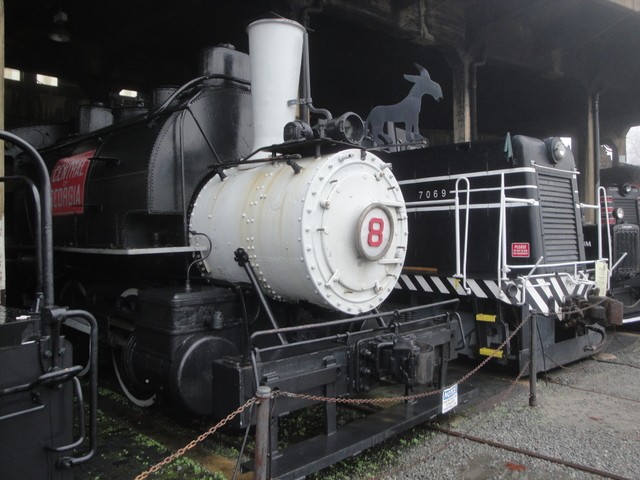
[442,383,458,414]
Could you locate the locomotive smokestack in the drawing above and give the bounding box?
[247,18,305,158]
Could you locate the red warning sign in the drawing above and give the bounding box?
[511,242,530,258]
[51,150,94,216]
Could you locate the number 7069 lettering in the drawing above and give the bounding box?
[418,189,447,199]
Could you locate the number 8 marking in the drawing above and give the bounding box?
[368,217,384,247]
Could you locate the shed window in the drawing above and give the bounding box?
[36,74,59,86]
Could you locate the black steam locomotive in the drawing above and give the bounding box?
[4,18,463,478]
[2,16,622,480]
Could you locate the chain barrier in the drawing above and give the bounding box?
[132,302,614,479]
[370,357,532,480]
[133,397,256,480]
[131,315,531,479]
[277,313,532,406]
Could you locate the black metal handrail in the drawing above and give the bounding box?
[0,131,54,307]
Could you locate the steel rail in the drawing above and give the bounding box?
[430,425,632,480]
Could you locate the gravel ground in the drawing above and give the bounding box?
[376,331,640,480]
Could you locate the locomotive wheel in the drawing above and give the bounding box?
[110,288,156,407]
[111,334,156,408]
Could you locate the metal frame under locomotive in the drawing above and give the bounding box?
[381,134,620,373]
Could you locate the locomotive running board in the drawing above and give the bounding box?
[266,386,476,480]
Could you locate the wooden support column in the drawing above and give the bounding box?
[578,93,597,224]
[448,51,472,143]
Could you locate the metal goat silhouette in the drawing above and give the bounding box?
[366,64,442,146]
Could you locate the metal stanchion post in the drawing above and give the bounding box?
[529,314,538,407]
[254,386,272,480]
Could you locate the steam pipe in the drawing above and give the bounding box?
[300,1,327,124]
[234,248,288,345]
[301,31,311,124]
[179,111,189,248]
[300,31,332,121]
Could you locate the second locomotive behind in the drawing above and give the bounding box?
[584,165,640,325]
